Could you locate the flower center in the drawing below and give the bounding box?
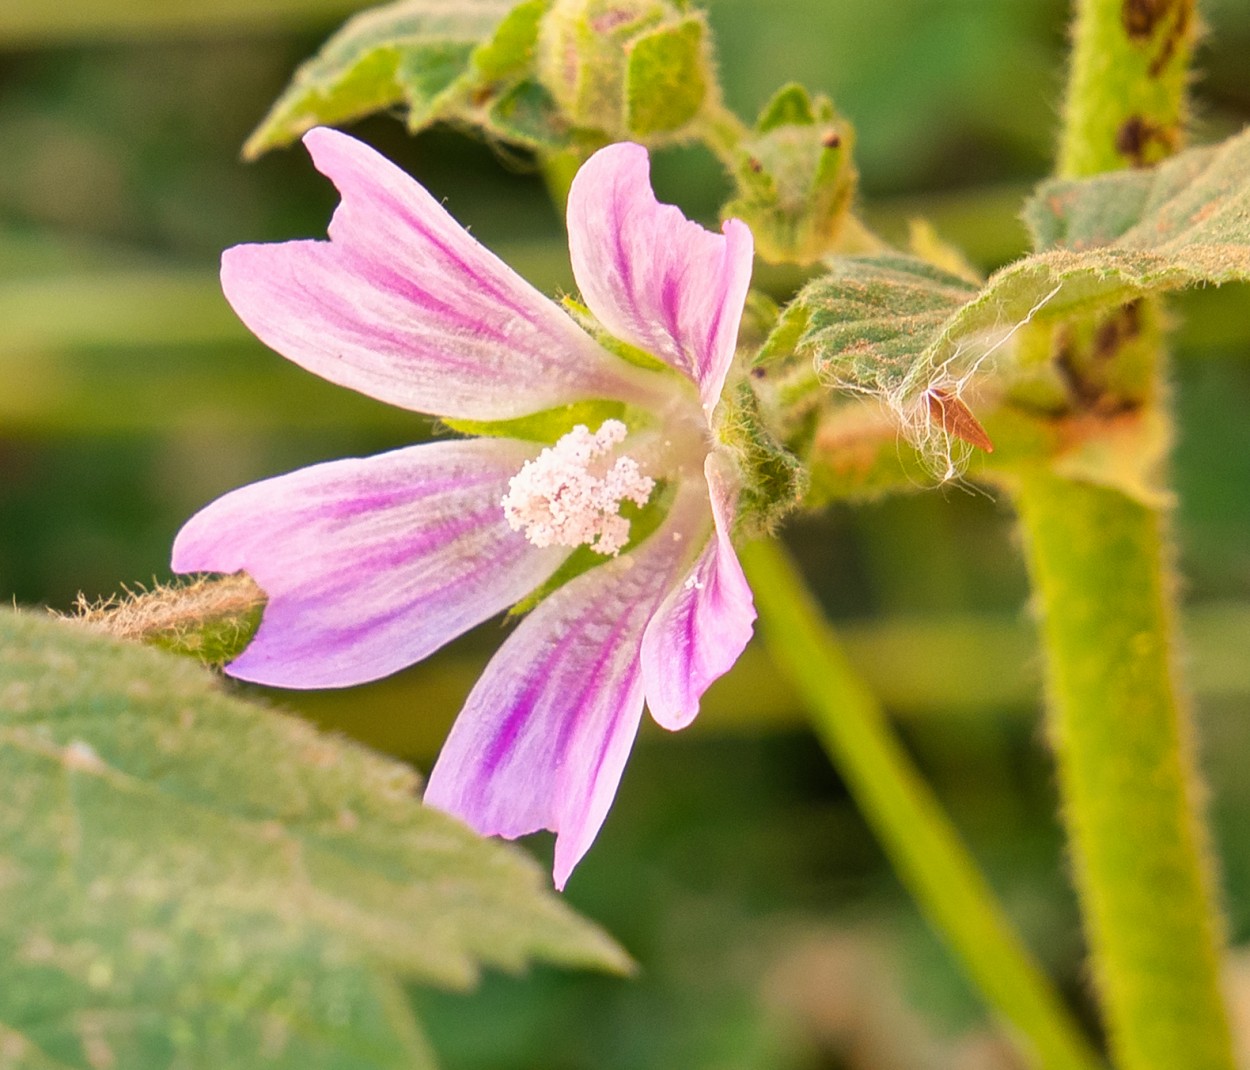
[502,420,655,557]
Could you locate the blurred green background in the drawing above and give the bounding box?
[3,1,1250,1067]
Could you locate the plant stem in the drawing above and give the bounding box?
[1013,473,1232,1069]
[1018,2,1235,1067]
[1058,0,1194,178]
[740,539,1104,1070]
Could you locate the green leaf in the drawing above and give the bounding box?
[792,254,979,398]
[0,611,630,1070]
[243,0,553,160]
[790,128,1250,414]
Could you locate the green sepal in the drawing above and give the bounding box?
[71,574,267,669]
[536,0,712,143]
[441,398,628,443]
[723,83,858,265]
[717,381,807,534]
[487,79,570,150]
[625,16,709,137]
[755,82,815,132]
[471,0,551,83]
[560,296,674,373]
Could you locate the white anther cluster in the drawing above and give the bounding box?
[502,420,655,556]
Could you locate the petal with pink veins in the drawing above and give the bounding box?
[566,142,754,413]
[423,510,695,888]
[640,453,756,730]
[172,438,567,689]
[221,128,654,422]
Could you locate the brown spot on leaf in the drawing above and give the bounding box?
[925,390,994,453]
[821,129,842,149]
[747,156,763,173]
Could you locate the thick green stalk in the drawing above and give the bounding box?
[1059,0,1194,178]
[1018,2,1235,1067]
[741,540,1104,1070]
[1014,474,1232,1069]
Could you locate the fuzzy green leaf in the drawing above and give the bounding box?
[0,611,629,1070]
[790,127,1250,410]
[243,0,556,159]
[792,254,979,397]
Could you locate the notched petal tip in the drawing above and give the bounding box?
[567,140,755,412]
[221,126,650,422]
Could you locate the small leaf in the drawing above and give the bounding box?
[243,0,540,160]
[792,254,979,397]
[0,611,629,1069]
[790,127,1250,418]
[624,16,708,137]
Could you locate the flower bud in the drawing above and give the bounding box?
[725,84,859,265]
[537,0,714,140]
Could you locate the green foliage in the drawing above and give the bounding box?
[244,0,561,159]
[785,254,979,400]
[786,127,1250,416]
[724,84,859,265]
[0,612,629,1069]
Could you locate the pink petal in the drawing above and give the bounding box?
[221,128,655,421]
[641,453,756,730]
[171,439,566,688]
[566,142,755,414]
[423,512,694,889]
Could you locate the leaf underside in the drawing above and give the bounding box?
[792,127,1250,407]
[244,0,563,160]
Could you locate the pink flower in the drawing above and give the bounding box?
[173,128,756,887]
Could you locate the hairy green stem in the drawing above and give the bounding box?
[741,540,1104,1070]
[71,574,265,667]
[1018,1,1235,1066]
[1013,474,1232,1068]
[1059,0,1194,178]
